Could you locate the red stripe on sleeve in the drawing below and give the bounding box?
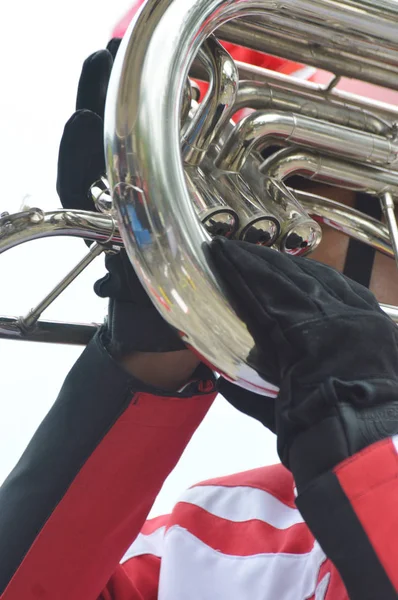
[1,391,214,600]
[334,438,398,592]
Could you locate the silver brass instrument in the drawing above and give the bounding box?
[2,0,398,395]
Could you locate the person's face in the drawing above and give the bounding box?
[297,181,398,306]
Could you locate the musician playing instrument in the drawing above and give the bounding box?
[1,28,398,600]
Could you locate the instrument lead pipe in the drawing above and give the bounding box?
[18,242,104,332]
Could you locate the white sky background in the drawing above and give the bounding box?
[0,0,278,516]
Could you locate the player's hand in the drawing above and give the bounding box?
[56,41,186,356]
[56,39,120,211]
[211,237,398,491]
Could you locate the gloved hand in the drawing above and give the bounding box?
[57,41,185,356]
[56,39,121,211]
[211,237,398,491]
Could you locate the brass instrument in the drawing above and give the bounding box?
[2,0,398,395]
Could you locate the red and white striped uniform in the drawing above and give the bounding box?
[117,465,342,600]
[101,436,398,600]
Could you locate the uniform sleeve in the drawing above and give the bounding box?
[0,329,216,600]
[296,436,398,600]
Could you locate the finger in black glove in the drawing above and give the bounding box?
[76,49,113,118]
[56,110,104,211]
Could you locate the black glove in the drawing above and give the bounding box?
[57,41,121,211]
[94,250,186,355]
[210,237,398,491]
[57,41,185,355]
